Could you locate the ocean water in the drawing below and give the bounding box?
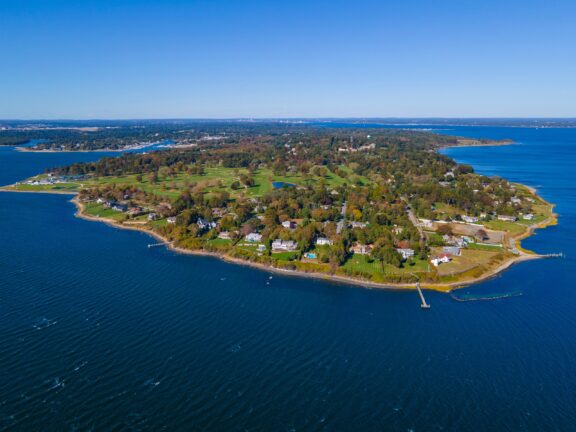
[0,128,575,431]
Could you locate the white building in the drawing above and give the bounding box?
[431,254,451,267]
[282,220,297,229]
[396,248,415,260]
[315,237,333,246]
[462,215,479,223]
[272,239,297,251]
[497,215,518,222]
[197,218,217,230]
[245,232,262,243]
[167,217,177,224]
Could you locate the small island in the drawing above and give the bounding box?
[2,126,556,291]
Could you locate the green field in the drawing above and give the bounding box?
[82,202,127,221]
[342,254,430,277]
[484,220,528,235]
[11,165,371,200]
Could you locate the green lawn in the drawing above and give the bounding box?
[9,182,81,192]
[484,220,527,235]
[343,254,430,276]
[83,202,126,221]
[207,238,232,246]
[13,164,373,200]
[272,251,298,261]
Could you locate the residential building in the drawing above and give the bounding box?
[197,218,217,230]
[245,232,262,243]
[315,237,333,246]
[462,215,479,223]
[272,239,297,251]
[396,248,415,260]
[431,254,451,267]
[497,215,518,222]
[282,220,297,229]
[218,231,232,240]
[350,243,372,255]
[442,246,461,256]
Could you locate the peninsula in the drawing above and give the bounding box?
[2,125,555,291]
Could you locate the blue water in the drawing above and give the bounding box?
[0,127,575,430]
[272,181,296,189]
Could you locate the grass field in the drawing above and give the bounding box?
[82,202,126,221]
[11,165,371,200]
[434,248,501,276]
[484,220,528,236]
[272,251,298,261]
[342,254,430,277]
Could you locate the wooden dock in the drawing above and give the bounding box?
[416,282,431,309]
[147,241,173,248]
[543,252,564,258]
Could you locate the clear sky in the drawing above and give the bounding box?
[1,0,575,119]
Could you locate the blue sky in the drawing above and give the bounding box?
[1,0,575,119]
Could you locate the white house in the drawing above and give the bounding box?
[523,213,535,221]
[462,215,479,224]
[148,212,158,221]
[197,218,217,230]
[315,237,333,246]
[350,243,372,255]
[497,215,518,222]
[218,231,232,240]
[282,220,297,229]
[431,254,451,267]
[396,248,415,260]
[245,232,262,243]
[167,217,177,224]
[272,239,297,251]
[350,221,368,229]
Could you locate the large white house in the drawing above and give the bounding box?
[272,239,297,251]
[396,248,415,260]
[462,215,479,224]
[315,237,333,246]
[245,232,262,243]
[431,254,451,267]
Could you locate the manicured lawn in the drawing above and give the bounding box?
[83,202,126,221]
[15,163,374,201]
[11,182,81,192]
[272,251,298,261]
[485,220,527,236]
[434,248,501,276]
[343,254,430,276]
[207,238,232,246]
[467,243,503,251]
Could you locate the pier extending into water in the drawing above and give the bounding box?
[543,252,565,258]
[148,241,173,248]
[416,282,431,309]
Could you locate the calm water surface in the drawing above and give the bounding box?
[0,128,575,431]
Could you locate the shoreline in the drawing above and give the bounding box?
[69,197,553,293]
